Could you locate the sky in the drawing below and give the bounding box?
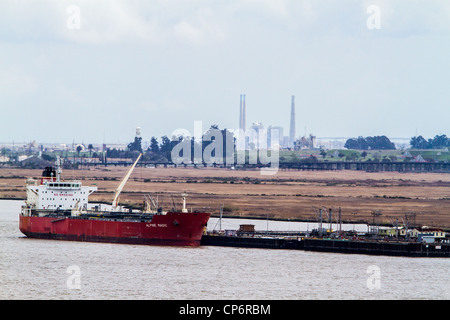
[0,0,449,144]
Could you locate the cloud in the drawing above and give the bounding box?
[2,0,449,47]
[243,0,289,19]
[173,7,225,44]
[361,0,450,37]
[0,65,37,97]
[1,0,449,142]
[58,1,160,45]
[0,0,227,45]
[132,98,186,113]
[0,1,160,45]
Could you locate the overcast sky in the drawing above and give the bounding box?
[0,0,449,144]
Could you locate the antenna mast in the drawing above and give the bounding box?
[55,156,63,182]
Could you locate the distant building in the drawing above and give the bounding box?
[24,141,39,152]
[378,227,407,237]
[294,134,316,150]
[416,227,445,238]
[236,94,300,150]
[44,144,70,152]
[248,122,266,150]
[103,143,128,151]
[409,227,446,243]
[281,136,290,148]
[267,126,283,149]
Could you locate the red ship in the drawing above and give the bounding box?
[19,155,210,246]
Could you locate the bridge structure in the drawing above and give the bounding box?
[84,160,450,173]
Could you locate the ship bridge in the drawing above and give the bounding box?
[25,157,97,210]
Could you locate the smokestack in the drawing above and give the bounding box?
[239,94,243,131]
[289,95,296,148]
[243,94,246,132]
[239,94,246,132]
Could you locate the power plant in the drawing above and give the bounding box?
[237,94,314,150]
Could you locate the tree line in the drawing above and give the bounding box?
[409,135,449,149]
[108,135,177,162]
[116,125,235,163]
[344,136,396,150]
[345,134,449,150]
[115,132,450,161]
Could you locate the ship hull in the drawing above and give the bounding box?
[19,212,210,247]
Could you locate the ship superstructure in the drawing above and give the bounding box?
[25,158,97,211]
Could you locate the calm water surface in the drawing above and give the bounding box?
[1,200,448,300]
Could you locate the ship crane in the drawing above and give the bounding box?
[112,153,142,210]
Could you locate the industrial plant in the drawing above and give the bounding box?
[237,94,317,151]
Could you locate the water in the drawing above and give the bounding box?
[1,200,448,300]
